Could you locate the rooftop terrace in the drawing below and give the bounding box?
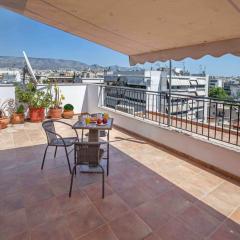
[0,116,240,240]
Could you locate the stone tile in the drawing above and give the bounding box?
[110,212,152,240]
[208,221,240,240]
[8,231,31,240]
[151,189,193,217]
[78,225,118,240]
[229,206,240,224]
[155,218,201,240]
[107,173,138,193]
[136,176,174,198]
[56,190,92,214]
[0,208,28,240]
[31,217,73,240]
[178,205,222,238]
[49,176,78,196]
[0,192,24,215]
[83,182,113,201]
[65,206,104,238]
[22,183,54,207]
[26,197,63,228]
[42,165,70,181]
[93,193,129,222]
[200,182,240,217]
[205,181,240,207]
[143,233,161,240]
[134,200,172,231]
[194,199,227,222]
[118,185,154,208]
[0,175,23,197]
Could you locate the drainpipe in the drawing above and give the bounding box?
[167,60,172,126]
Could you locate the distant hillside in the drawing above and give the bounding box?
[0,56,98,70]
[0,56,142,71]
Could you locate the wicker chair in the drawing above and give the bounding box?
[69,141,105,198]
[41,120,79,173]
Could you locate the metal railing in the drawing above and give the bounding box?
[100,85,240,147]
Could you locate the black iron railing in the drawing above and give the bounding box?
[100,85,240,147]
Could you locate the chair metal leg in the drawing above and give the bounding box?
[54,146,58,158]
[64,146,72,174]
[41,145,48,170]
[107,142,109,176]
[69,165,76,197]
[107,132,110,176]
[102,171,105,198]
[99,165,105,198]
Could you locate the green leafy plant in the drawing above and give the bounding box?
[64,104,74,111]
[16,82,52,109]
[209,87,229,100]
[16,104,24,114]
[51,83,65,109]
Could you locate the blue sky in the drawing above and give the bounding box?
[0,7,240,76]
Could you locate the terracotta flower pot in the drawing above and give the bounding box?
[62,110,74,119]
[29,107,45,122]
[0,121,7,129]
[49,108,62,119]
[11,113,25,124]
[0,117,10,128]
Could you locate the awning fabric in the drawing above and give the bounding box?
[1,0,240,65]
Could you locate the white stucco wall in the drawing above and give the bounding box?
[0,84,88,114]
[0,85,15,102]
[58,85,88,113]
[88,84,240,179]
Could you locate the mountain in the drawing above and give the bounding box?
[0,56,99,70]
[0,56,144,71]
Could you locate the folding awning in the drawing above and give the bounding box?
[1,0,240,65]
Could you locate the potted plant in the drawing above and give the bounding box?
[11,104,25,124]
[49,83,65,119]
[16,83,52,122]
[62,104,74,119]
[0,99,15,128]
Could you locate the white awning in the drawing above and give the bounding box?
[2,0,240,65]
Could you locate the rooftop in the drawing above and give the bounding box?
[0,116,240,240]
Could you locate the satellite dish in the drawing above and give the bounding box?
[22,51,37,84]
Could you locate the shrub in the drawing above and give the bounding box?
[64,104,74,111]
[16,104,24,114]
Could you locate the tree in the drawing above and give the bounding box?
[209,87,229,100]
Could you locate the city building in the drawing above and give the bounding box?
[0,69,21,83]
[209,76,224,88]
[104,69,209,120]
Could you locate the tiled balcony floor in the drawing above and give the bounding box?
[0,118,240,240]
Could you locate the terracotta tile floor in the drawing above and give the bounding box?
[0,118,240,240]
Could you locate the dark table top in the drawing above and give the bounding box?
[72,118,113,130]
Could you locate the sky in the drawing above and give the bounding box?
[0,7,240,76]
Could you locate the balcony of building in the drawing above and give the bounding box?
[0,83,240,240]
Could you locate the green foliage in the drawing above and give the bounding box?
[51,83,65,109]
[209,87,229,100]
[64,104,74,111]
[16,82,52,109]
[16,104,24,114]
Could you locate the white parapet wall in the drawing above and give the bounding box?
[0,85,15,102]
[58,84,88,113]
[87,84,240,179]
[0,84,88,114]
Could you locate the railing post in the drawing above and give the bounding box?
[167,60,172,126]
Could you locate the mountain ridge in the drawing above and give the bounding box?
[0,56,137,71]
